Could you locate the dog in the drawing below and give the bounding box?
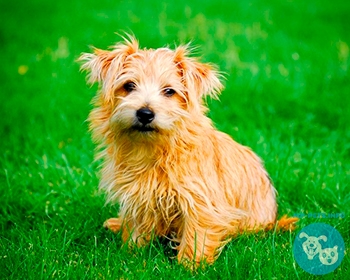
[79,35,297,267]
[299,232,327,260]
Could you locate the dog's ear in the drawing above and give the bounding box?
[318,235,328,242]
[78,36,139,100]
[299,232,309,239]
[174,46,223,102]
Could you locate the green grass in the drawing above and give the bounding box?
[1,0,349,279]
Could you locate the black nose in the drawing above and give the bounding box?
[136,108,155,125]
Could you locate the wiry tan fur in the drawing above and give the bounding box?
[79,35,297,267]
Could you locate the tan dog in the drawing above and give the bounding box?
[79,35,297,266]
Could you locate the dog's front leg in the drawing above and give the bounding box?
[177,214,223,266]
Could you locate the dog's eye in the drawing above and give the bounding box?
[163,88,176,97]
[123,82,136,93]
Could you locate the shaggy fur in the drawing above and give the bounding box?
[79,35,297,266]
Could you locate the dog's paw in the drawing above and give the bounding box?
[103,218,122,233]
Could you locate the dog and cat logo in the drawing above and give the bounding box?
[293,223,345,275]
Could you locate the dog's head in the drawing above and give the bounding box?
[299,232,327,260]
[79,35,223,141]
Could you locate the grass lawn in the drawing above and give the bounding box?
[1,0,349,279]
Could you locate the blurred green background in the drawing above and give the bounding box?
[1,0,349,279]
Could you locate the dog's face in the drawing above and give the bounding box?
[79,36,223,140]
[299,232,327,260]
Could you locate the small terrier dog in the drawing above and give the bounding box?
[79,35,296,266]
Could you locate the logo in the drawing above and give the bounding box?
[293,223,345,275]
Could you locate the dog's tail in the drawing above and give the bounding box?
[271,215,299,232]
